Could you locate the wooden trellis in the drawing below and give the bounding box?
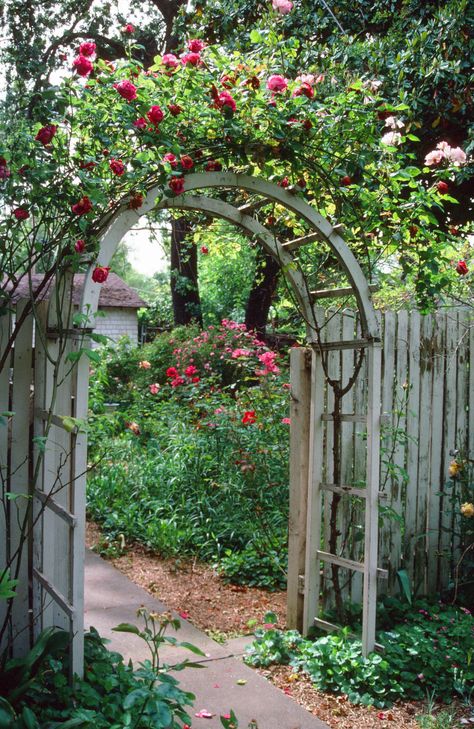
[1,172,382,673]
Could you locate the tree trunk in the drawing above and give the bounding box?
[245,249,280,339]
[170,217,203,327]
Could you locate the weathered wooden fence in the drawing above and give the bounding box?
[288,306,473,620]
[0,289,88,676]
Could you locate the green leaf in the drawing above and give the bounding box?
[396,569,412,605]
[178,641,206,656]
[249,30,263,43]
[112,622,142,636]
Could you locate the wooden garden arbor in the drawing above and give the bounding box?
[1,172,382,677]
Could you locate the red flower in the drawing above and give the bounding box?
[171,376,185,387]
[180,155,194,170]
[74,239,86,253]
[122,23,135,34]
[163,152,177,168]
[167,103,183,116]
[181,51,201,66]
[456,260,468,275]
[437,181,449,194]
[13,207,29,220]
[188,39,205,52]
[267,75,288,92]
[217,90,236,112]
[278,177,290,188]
[200,245,209,254]
[162,54,179,69]
[301,119,312,131]
[73,55,93,77]
[185,365,198,376]
[133,117,147,129]
[110,158,125,176]
[340,175,352,186]
[169,176,185,195]
[35,124,57,145]
[128,193,144,210]
[71,196,92,215]
[0,163,11,179]
[242,411,257,424]
[78,160,96,170]
[78,41,96,57]
[205,160,223,171]
[293,83,314,99]
[147,105,164,125]
[166,366,179,378]
[114,80,137,101]
[92,266,110,283]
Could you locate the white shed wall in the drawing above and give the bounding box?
[92,307,139,346]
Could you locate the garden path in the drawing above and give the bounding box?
[84,549,330,729]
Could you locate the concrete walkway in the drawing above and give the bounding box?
[84,550,329,729]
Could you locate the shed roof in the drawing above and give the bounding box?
[7,273,148,309]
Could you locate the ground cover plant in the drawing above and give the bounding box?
[245,600,474,709]
[87,321,291,589]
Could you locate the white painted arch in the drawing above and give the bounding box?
[80,172,380,342]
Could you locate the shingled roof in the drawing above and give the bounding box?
[7,273,148,309]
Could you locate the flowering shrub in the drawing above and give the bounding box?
[87,325,291,587]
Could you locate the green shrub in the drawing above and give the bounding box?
[245,603,474,708]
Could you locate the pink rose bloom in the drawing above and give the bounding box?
[163,152,177,168]
[217,90,236,111]
[147,105,164,124]
[446,146,467,165]
[78,41,96,57]
[188,39,205,52]
[72,55,93,77]
[272,0,293,13]
[281,417,291,425]
[267,75,288,92]
[185,365,198,376]
[297,73,315,86]
[424,149,444,166]
[122,23,135,34]
[436,141,451,153]
[149,383,160,394]
[181,51,201,66]
[114,80,137,101]
[162,53,179,68]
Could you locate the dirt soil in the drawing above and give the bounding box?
[86,522,471,729]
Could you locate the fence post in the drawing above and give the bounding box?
[287,347,312,631]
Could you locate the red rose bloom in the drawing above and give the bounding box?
[293,83,314,99]
[74,239,86,253]
[13,207,29,220]
[92,266,110,283]
[110,159,125,176]
[71,196,92,215]
[185,365,198,376]
[167,103,183,116]
[217,90,236,112]
[0,164,11,179]
[437,181,449,194]
[166,366,179,378]
[163,152,177,168]
[456,260,468,275]
[302,119,312,130]
[205,160,222,171]
[73,55,93,77]
[78,41,96,57]
[162,53,179,69]
[169,176,185,194]
[35,124,57,145]
[200,245,209,255]
[340,175,352,186]
[181,51,201,66]
[114,80,137,101]
[188,39,205,52]
[180,155,194,170]
[122,23,135,34]
[133,117,147,129]
[278,177,290,188]
[128,193,144,210]
[242,410,257,424]
[147,105,164,125]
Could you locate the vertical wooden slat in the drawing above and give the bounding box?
[351,314,366,604]
[404,312,421,588]
[340,311,356,601]
[414,314,432,594]
[362,340,381,655]
[287,347,312,631]
[389,310,408,593]
[379,311,394,595]
[453,310,469,559]
[427,312,446,593]
[10,302,33,655]
[303,346,326,634]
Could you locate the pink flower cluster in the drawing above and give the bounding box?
[256,351,280,376]
[272,0,293,13]
[166,365,200,387]
[425,141,467,166]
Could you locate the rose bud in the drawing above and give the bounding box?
[456,260,468,275]
[437,181,449,194]
[75,239,86,253]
